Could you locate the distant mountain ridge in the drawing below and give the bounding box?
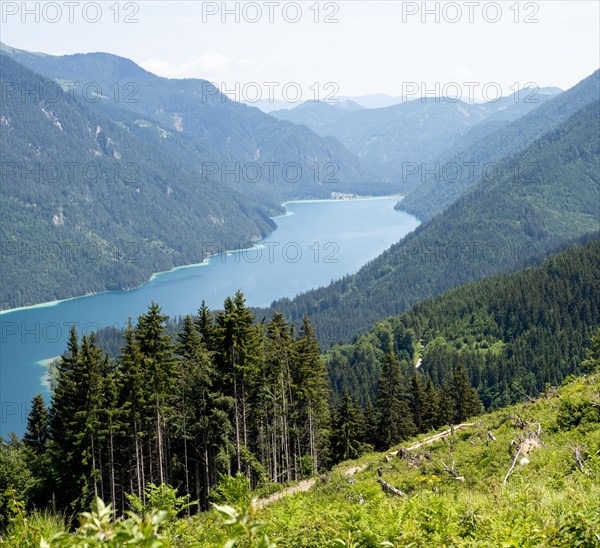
[401,70,600,219]
[271,88,562,182]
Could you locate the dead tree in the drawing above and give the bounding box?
[571,446,586,471]
[441,459,465,481]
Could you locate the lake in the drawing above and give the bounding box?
[0,196,419,436]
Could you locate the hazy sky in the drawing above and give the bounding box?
[2,1,599,101]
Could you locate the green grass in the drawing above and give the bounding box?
[183,373,600,547]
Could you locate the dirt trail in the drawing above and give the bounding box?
[256,463,368,508]
[388,423,475,457]
[255,479,316,508]
[256,424,474,508]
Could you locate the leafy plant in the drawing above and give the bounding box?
[214,503,275,548]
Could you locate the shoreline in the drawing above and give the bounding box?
[0,194,406,316]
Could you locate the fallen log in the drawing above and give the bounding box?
[378,478,406,497]
[503,446,523,485]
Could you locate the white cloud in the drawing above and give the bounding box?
[141,53,231,79]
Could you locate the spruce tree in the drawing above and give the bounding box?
[23,394,49,455]
[330,394,364,463]
[135,303,176,486]
[295,316,330,474]
[375,352,416,450]
[420,378,439,432]
[452,365,483,423]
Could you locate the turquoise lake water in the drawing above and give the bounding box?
[0,196,419,435]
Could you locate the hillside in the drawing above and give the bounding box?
[10,372,599,546]
[272,89,561,184]
[325,233,600,406]
[0,56,275,309]
[402,70,600,220]
[1,42,385,202]
[262,99,600,342]
[187,372,600,547]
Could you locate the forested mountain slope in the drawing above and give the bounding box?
[1,42,385,202]
[272,89,561,183]
[401,69,600,219]
[0,56,274,309]
[262,100,600,341]
[186,372,600,547]
[325,234,600,407]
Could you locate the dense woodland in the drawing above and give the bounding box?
[0,56,277,309]
[326,234,600,407]
[2,292,481,520]
[2,237,599,527]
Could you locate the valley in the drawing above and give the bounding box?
[0,5,599,545]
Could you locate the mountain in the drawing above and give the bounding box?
[402,72,599,220]
[1,42,386,203]
[260,98,600,342]
[0,55,276,309]
[190,371,600,546]
[326,233,600,406]
[338,93,405,109]
[270,100,365,134]
[272,89,561,184]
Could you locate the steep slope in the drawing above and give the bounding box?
[1,43,384,201]
[188,372,600,547]
[323,98,491,182]
[325,234,600,405]
[0,55,275,309]
[402,70,600,220]
[261,100,600,341]
[272,89,560,184]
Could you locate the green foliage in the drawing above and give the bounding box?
[555,398,600,431]
[126,483,195,523]
[1,487,68,547]
[44,497,169,547]
[582,327,600,373]
[214,503,276,548]
[326,237,600,409]
[210,473,252,508]
[184,373,600,547]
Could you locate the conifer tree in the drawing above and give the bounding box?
[375,352,416,450]
[295,316,330,474]
[23,394,49,455]
[452,365,483,423]
[330,394,364,463]
[419,378,439,432]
